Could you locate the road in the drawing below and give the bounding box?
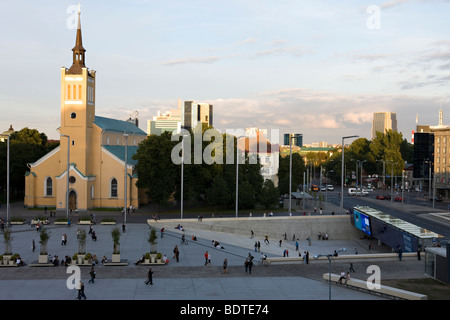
[326,186,450,240]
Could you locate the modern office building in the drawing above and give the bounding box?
[147,108,181,136]
[283,133,302,147]
[181,101,213,130]
[371,112,397,139]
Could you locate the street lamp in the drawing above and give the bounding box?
[340,136,358,213]
[123,133,128,223]
[60,134,70,219]
[314,248,346,300]
[236,135,245,218]
[6,135,10,224]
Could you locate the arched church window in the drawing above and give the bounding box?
[45,177,53,196]
[73,85,77,99]
[79,85,82,99]
[111,178,118,198]
[68,85,71,100]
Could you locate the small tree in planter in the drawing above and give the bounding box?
[148,229,158,263]
[39,227,50,263]
[76,228,87,263]
[111,227,121,262]
[2,227,13,264]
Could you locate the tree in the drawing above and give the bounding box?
[259,179,279,210]
[370,130,404,175]
[277,152,305,195]
[39,227,50,255]
[111,227,121,254]
[133,132,178,211]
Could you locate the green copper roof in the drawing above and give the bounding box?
[94,116,146,135]
[103,145,139,166]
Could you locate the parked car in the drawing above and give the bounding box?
[376,194,385,200]
[394,196,403,202]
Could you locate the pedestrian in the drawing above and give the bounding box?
[145,268,153,285]
[349,262,355,272]
[67,219,71,228]
[306,237,311,246]
[250,230,254,239]
[32,239,36,252]
[122,223,126,233]
[279,239,282,247]
[61,234,65,246]
[88,267,96,283]
[248,258,253,274]
[257,241,261,252]
[173,245,179,262]
[355,247,358,255]
[337,270,346,284]
[77,281,86,300]
[223,259,228,274]
[204,251,209,265]
[306,251,309,264]
[295,240,299,251]
[318,232,322,240]
[417,247,421,261]
[397,245,403,261]
[254,241,258,252]
[264,235,269,245]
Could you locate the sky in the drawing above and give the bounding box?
[1,0,450,145]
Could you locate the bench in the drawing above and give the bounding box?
[322,273,427,300]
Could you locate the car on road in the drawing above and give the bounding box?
[327,185,334,191]
[311,185,319,192]
[320,185,327,192]
[376,194,385,200]
[394,196,403,202]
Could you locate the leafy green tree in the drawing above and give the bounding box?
[133,132,178,211]
[370,129,404,176]
[277,152,305,195]
[259,179,279,209]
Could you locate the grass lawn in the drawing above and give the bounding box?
[382,278,450,300]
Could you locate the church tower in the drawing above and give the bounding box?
[59,8,96,176]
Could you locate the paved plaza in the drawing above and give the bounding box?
[0,201,429,303]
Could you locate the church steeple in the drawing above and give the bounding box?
[68,6,86,74]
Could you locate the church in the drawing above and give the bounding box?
[24,10,148,212]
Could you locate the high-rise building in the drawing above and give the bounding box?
[283,133,302,147]
[181,101,213,130]
[371,112,397,139]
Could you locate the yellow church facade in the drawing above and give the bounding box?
[24,11,147,212]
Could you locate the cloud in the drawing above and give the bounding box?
[161,56,223,66]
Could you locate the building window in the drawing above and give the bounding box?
[111,178,118,198]
[90,186,94,199]
[45,177,53,196]
[79,85,82,99]
[73,85,77,99]
[67,85,71,100]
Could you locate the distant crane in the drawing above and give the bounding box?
[127,110,139,127]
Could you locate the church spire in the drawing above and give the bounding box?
[68,5,86,74]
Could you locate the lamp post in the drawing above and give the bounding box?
[6,136,10,224]
[325,170,334,211]
[314,248,346,300]
[340,136,358,213]
[180,134,188,220]
[60,134,70,219]
[123,133,128,223]
[236,135,245,218]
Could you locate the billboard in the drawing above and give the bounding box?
[353,209,371,236]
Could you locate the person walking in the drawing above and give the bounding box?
[173,245,179,262]
[32,239,36,252]
[223,259,228,274]
[88,267,96,284]
[145,268,153,285]
[254,241,258,252]
[77,281,86,300]
[204,251,209,265]
[349,262,355,272]
[257,241,261,252]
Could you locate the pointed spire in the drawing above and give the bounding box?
[67,4,86,74]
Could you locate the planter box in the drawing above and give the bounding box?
[10,221,24,225]
[112,254,121,263]
[150,254,157,263]
[100,222,116,225]
[77,254,85,264]
[144,259,150,264]
[3,255,12,265]
[38,254,48,264]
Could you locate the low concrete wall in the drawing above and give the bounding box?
[150,215,365,241]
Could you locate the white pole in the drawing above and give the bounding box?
[124,133,128,223]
